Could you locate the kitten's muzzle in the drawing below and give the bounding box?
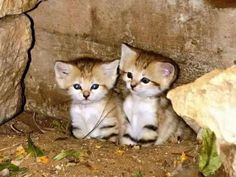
[130,80,138,89]
[83,91,90,99]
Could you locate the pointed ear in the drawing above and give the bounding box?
[157,62,176,79]
[54,61,74,88]
[152,61,177,90]
[120,44,137,70]
[101,60,119,77]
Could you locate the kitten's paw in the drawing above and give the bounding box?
[72,128,86,139]
[120,137,137,146]
[155,138,165,145]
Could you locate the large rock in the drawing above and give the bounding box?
[0,0,40,18]
[0,15,32,123]
[167,65,236,176]
[167,65,236,144]
[26,0,236,119]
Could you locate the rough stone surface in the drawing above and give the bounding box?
[168,65,236,176]
[26,0,236,119]
[0,0,40,18]
[219,143,236,177]
[0,15,32,123]
[167,65,236,144]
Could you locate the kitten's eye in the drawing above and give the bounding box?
[73,84,81,90]
[127,72,133,79]
[91,84,99,90]
[141,77,150,84]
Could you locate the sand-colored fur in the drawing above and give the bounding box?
[54,58,124,143]
[119,44,191,146]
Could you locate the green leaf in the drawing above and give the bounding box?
[53,150,80,161]
[134,171,143,177]
[0,161,28,176]
[27,136,44,157]
[199,128,222,177]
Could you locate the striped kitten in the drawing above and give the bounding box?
[54,58,124,143]
[119,44,185,146]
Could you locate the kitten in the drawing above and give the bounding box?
[54,58,124,143]
[119,44,186,146]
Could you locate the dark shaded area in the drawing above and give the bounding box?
[206,0,236,8]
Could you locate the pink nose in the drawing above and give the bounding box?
[83,91,90,99]
[130,80,138,89]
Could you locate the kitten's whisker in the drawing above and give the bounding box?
[82,92,115,139]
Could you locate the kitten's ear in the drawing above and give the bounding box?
[153,62,177,90]
[120,44,137,69]
[101,60,119,76]
[158,62,176,78]
[54,61,74,88]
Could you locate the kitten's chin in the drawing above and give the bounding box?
[73,98,104,105]
[130,89,164,98]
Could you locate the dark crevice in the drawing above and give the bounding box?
[0,13,36,125]
[205,0,236,8]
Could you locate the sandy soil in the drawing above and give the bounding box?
[0,112,223,177]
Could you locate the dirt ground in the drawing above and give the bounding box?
[0,112,224,177]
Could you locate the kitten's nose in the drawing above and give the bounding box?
[130,80,138,89]
[83,91,90,99]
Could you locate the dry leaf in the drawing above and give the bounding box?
[115,149,125,156]
[180,152,188,162]
[95,145,102,149]
[15,145,27,158]
[36,156,49,164]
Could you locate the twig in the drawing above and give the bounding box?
[0,143,21,152]
[10,124,23,134]
[32,112,47,133]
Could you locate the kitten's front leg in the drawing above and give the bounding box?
[155,108,179,145]
[70,106,88,139]
[72,127,87,139]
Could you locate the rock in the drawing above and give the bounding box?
[167,65,236,176]
[25,0,236,119]
[0,15,32,123]
[167,65,236,144]
[219,143,236,177]
[0,0,40,18]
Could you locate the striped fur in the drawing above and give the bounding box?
[119,44,186,146]
[54,58,124,143]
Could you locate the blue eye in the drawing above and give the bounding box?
[127,72,133,79]
[91,84,99,90]
[73,84,81,90]
[141,77,150,84]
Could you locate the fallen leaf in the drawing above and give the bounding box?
[27,136,44,157]
[15,145,27,159]
[198,128,222,177]
[115,149,125,156]
[180,152,188,162]
[95,145,102,149]
[36,156,49,164]
[53,150,80,161]
[0,161,27,176]
[134,171,143,177]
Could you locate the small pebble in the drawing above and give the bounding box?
[0,169,10,177]
[133,145,140,150]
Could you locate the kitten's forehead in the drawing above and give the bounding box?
[125,52,156,72]
[73,58,104,79]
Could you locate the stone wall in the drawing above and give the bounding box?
[0,1,39,123]
[24,0,236,119]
